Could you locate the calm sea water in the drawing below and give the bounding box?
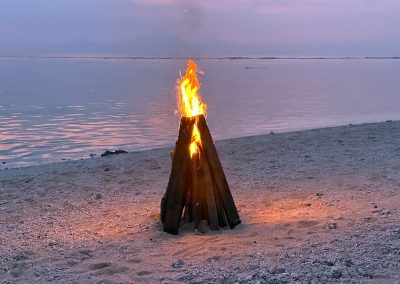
[1,58,400,168]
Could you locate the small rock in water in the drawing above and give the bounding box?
[89,153,96,158]
[101,150,128,157]
[316,192,323,197]
[2,161,5,164]
[104,168,110,172]
[172,259,185,268]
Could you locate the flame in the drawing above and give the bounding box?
[177,60,207,158]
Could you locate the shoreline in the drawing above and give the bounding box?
[1,120,399,283]
[1,119,396,171]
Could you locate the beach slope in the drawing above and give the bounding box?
[1,121,400,283]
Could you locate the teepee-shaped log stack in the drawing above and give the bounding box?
[161,114,241,235]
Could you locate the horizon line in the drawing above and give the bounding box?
[1,55,400,60]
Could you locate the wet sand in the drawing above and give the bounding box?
[1,121,400,283]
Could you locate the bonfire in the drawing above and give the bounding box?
[161,60,241,235]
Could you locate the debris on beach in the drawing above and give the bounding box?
[100,150,128,157]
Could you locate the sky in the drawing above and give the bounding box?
[1,0,400,57]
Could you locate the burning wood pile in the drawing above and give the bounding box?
[161,60,241,235]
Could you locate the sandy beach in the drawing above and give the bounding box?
[1,120,400,283]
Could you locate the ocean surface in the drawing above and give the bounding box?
[1,58,400,168]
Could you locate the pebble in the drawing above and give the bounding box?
[79,249,92,256]
[357,268,373,278]
[323,261,334,266]
[90,262,111,270]
[13,254,28,261]
[344,259,354,267]
[271,266,286,274]
[328,223,338,229]
[66,260,79,266]
[331,269,342,279]
[172,259,185,268]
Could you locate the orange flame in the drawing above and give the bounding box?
[177,60,207,158]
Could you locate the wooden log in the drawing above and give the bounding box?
[198,151,219,230]
[161,117,195,235]
[214,185,228,227]
[182,162,193,224]
[191,154,203,229]
[196,115,241,229]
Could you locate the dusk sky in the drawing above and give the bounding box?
[1,0,400,57]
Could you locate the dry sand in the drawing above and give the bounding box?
[1,121,400,284]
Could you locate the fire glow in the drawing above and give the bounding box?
[177,60,207,158]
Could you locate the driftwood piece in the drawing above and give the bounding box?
[196,115,241,229]
[161,117,195,234]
